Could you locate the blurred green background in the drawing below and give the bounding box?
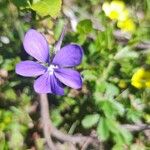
[0,0,150,149]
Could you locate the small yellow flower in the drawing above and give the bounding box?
[118,79,127,88]
[117,18,136,32]
[144,114,150,123]
[131,68,150,89]
[102,1,136,33]
[102,1,128,21]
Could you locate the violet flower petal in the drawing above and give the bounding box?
[23,29,49,63]
[54,68,82,89]
[52,44,83,67]
[34,72,51,93]
[16,60,47,77]
[50,75,64,95]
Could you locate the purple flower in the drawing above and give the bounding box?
[15,29,83,95]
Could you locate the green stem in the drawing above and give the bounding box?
[99,61,115,82]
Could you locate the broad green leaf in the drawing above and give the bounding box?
[31,0,62,18]
[77,19,93,34]
[82,114,100,128]
[97,117,110,140]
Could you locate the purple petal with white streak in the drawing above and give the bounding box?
[54,68,82,89]
[23,29,49,63]
[52,44,83,67]
[50,75,64,95]
[15,60,46,77]
[34,72,51,93]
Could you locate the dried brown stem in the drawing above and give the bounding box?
[39,94,99,149]
[39,94,56,150]
[122,124,150,132]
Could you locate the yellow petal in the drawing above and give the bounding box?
[118,9,129,21]
[145,81,150,88]
[131,68,145,88]
[144,71,150,79]
[131,81,143,89]
[110,1,125,13]
[102,2,111,16]
[117,18,136,32]
[109,11,120,20]
[131,68,145,82]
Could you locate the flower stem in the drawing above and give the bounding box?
[39,94,56,150]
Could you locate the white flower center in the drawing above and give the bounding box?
[47,65,58,75]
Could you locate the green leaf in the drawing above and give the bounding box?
[33,0,41,3]
[82,70,97,81]
[112,144,125,150]
[96,81,107,93]
[127,108,142,123]
[115,46,138,60]
[106,118,119,134]
[77,19,93,34]
[0,132,6,149]
[54,19,64,40]
[31,0,62,18]
[105,83,119,98]
[9,123,24,149]
[110,100,125,116]
[4,89,17,101]
[82,114,100,128]
[77,34,87,44]
[9,132,24,149]
[51,110,63,126]
[11,107,33,125]
[99,100,124,118]
[113,128,132,145]
[97,117,110,140]
[12,0,29,7]
[99,100,114,117]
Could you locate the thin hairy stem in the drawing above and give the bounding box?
[39,94,56,150]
